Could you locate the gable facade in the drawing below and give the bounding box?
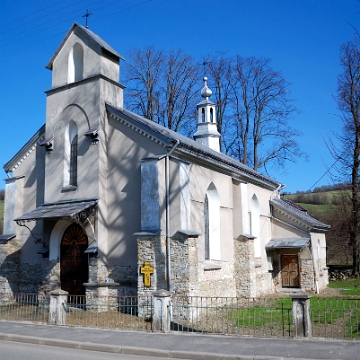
[1,23,329,300]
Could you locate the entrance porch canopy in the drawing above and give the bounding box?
[265,237,310,250]
[14,199,98,222]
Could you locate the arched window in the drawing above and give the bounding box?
[204,194,210,260]
[68,43,84,83]
[250,194,261,257]
[201,108,205,123]
[64,121,78,187]
[70,135,78,186]
[204,183,221,260]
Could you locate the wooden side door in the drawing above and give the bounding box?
[281,255,299,288]
[60,224,88,296]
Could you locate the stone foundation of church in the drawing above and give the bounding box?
[137,232,237,298]
[234,236,256,297]
[171,231,236,297]
[137,233,167,296]
[85,258,137,298]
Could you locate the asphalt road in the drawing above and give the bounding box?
[0,340,169,360]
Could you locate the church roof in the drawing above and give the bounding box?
[106,103,282,190]
[46,22,124,70]
[270,197,330,231]
[3,124,45,173]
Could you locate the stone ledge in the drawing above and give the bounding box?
[84,282,120,288]
[204,262,221,271]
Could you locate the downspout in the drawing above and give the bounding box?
[165,139,180,292]
[308,235,319,294]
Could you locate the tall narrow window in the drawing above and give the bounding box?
[204,183,221,261]
[70,135,78,186]
[64,120,78,188]
[204,194,210,260]
[250,194,261,257]
[68,43,84,83]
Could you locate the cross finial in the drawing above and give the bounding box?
[82,9,92,29]
[202,60,208,76]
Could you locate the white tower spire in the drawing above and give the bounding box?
[194,77,221,152]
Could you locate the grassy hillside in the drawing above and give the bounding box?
[282,190,352,266]
[283,190,350,206]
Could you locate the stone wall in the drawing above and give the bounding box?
[170,232,198,296]
[300,258,315,292]
[255,272,273,297]
[171,231,236,297]
[137,234,167,296]
[85,258,137,298]
[137,231,237,298]
[234,236,256,297]
[0,241,60,296]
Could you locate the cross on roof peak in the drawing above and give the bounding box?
[82,9,92,29]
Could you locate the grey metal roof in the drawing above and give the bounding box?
[4,124,45,173]
[271,198,330,231]
[14,199,98,222]
[0,234,16,243]
[84,246,98,254]
[265,237,310,249]
[46,22,124,70]
[106,104,282,190]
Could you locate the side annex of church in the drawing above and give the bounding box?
[1,23,330,299]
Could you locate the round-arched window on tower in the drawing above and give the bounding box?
[68,43,84,83]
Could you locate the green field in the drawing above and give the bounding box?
[329,277,360,296]
[283,190,350,205]
[297,202,338,214]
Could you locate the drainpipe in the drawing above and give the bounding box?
[308,235,319,294]
[165,139,180,293]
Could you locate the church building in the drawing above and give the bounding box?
[1,23,330,299]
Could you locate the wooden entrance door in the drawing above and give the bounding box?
[281,255,299,288]
[60,224,88,296]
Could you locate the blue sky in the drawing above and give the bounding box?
[1,0,359,193]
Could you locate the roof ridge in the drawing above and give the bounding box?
[106,103,281,190]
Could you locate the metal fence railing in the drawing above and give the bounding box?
[171,296,292,337]
[310,297,360,339]
[0,293,49,323]
[0,293,359,340]
[65,295,153,331]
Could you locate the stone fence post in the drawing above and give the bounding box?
[291,292,312,337]
[152,289,171,332]
[49,289,68,325]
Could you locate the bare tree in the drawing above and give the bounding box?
[123,46,164,121]
[204,54,233,151]
[124,47,201,134]
[157,50,201,133]
[232,56,304,172]
[332,40,360,275]
[124,48,304,174]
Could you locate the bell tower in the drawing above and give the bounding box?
[194,77,221,152]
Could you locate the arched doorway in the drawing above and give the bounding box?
[60,223,88,295]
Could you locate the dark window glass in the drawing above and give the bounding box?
[70,135,78,186]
